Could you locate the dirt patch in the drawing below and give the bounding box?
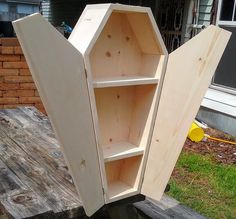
[184,127,236,165]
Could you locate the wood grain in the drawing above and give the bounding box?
[12,14,104,216]
[0,107,84,218]
[142,25,231,200]
[69,4,168,204]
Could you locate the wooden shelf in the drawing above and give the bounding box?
[103,142,144,162]
[93,76,158,88]
[105,155,142,202]
[107,181,138,202]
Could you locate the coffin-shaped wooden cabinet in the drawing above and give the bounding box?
[69,3,168,204]
[12,3,231,217]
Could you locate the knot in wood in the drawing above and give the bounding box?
[12,194,32,204]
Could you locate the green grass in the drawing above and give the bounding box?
[167,152,236,219]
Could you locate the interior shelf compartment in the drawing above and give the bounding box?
[93,76,159,88]
[105,155,143,202]
[103,142,144,162]
[89,11,166,81]
[94,84,157,152]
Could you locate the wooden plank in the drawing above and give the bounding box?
[141,26,231,200]
[2,108,71,176]
[0,110,83,217]
[12,14,104,216]
[93,76,158,88]
[108,182,136,201]
[18,106,57,138]
[133,195,207,219]
[103,142,144,162]
[0,158,53,219]
[69,4,111,55]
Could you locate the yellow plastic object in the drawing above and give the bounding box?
[188,122,204,142]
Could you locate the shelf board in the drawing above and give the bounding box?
[103,142,144,162]
[107,181,138,202]
[93,76,158,88]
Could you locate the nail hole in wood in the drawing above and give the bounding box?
[117,94,120,99]
[126,36,130,41]
[106,51,111,57]
[109,138,113,142]
[107,34,111,38]
[80,159,86,167]
[118,51,120,54]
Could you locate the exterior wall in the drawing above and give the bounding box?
[0,37,46,114]
[198,0,214,26]
[197,107,236,136]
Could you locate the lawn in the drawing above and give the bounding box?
[167,151,236,219]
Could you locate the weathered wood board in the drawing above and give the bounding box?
[12,14,104,216]
[141,25,231,199]
[0,107,83,218]
[0,107,207,219]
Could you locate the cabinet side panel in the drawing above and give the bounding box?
[69,5,111,55]
[13,14,104,216]
[142,26,231,200]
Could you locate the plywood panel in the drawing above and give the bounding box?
[142,26,231,200]
[12,13,104,216]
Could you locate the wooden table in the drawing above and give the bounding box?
[0,107,206,219]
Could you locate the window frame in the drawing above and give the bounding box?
[211,0,236,94]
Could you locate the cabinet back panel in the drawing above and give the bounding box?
[89,12,161,79]
[94,85,156,148]
[105,155,143,187]
[129,84,157,147]
[126,12,161,54]
[95,86,135,146]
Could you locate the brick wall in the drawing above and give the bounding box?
[0,38,46,114]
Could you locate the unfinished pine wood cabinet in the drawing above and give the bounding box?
[13,3,231,217]
[69,4,168,205]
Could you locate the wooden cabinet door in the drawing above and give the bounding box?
[13,13,104,216]
[141,26,231,200]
